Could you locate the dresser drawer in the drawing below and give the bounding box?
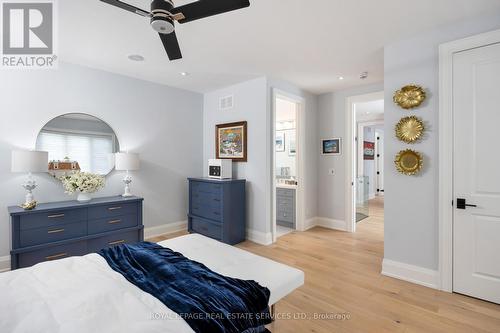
[19,222,87,247]
[191,203,222,222]
[88,214,138,235]
[18,241,87,268]
[192,191,222,207]
[19,208,86,231]
[277,188,295,198]
[192,181,222,195]
[88,202,137,220]
[87,229,141,252]
[191,217,222,240]
[277,196,294,208]
[277,208,294,223]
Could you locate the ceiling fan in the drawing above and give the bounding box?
[100,0,251,60]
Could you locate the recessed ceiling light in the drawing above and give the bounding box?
[338,76,344,80]
[128,54,144,62]
[180,72,189,76]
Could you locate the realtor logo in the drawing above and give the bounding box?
[1,0,57,68]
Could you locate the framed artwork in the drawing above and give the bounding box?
[275,132,285,152]
[364,141,375,160]
[288,134,296,156]
[321,138,341,155]
[216,121,247,162]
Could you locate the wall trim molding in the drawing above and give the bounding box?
[247,229,273,245]
[144,220,188,239]
[0,255,10,272]
[382,258,439,290]
[303,217,347,232]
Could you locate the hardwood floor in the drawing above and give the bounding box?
[149,197,500,333]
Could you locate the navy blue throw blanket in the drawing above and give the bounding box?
[98,242,272,333]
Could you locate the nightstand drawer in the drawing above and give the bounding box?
[191,217,222,240]
[20,222,87,247]
[19,208,86,231]
[87,229,141,252]
[18,241,87,268]
[192,192,222,207]
[88,214,138,235]
[192,181,222,195]
[191,203,222,222]
[88,203,137,220]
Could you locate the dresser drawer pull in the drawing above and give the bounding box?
[109,239,126,246]
[108,219,122,224]
[45,253,68,260]
[107,206,122,211]
[213,198,221,202]
[213,211,220,215]
[47,214,65,219]
[47,228,65,234]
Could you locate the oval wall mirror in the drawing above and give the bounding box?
[36,113,120,176]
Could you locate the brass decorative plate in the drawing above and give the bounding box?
[395,116,425,143]
[395,149,423,176]
[393,85,426,109]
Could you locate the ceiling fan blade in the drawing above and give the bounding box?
[100,0,150,17]
[171,0,250,24]
[159,32,183,60]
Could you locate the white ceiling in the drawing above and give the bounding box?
[59,0,500,94]
[356,99,384,122]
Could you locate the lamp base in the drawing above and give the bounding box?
[122,175,133,197]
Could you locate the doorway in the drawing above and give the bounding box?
[345,92,384,232]
[271,89,305,242]
[440,29,500,303]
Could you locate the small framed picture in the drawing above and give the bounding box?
[276,132,285,152]
[322,138,342,155]
[288,135,296,156]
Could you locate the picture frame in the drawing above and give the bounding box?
[216,121,247,162]
[275,131,285,152]
[321,138,342,155]
[363,141,375,160]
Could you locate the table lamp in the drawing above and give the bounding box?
[115,152,140,197]
[11,150,48,204]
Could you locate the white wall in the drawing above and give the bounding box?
[317,83,383,221]
[0,62,203,259]
[203,78,270,240]
[384,11,500,271]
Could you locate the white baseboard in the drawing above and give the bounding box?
[382,258,439,290]
[314,217,347,231]
[144,220,188,239]
[0,256,10,272]
[304,217,318,231]
[246,229,273,245]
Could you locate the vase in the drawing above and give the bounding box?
[77,192,92,202]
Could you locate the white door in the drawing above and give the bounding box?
[453,42,500,304]
[375,130,384,195]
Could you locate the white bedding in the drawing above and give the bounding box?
[0,234,304,333]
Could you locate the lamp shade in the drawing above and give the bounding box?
[115,152,140,171]
[11,150,48,173]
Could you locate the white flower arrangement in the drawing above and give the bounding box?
[60,171,105,194]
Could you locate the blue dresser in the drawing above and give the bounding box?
[188,178,246,245]
[8,196,144,269]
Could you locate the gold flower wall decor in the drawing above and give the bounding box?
[395,116,425,143]
[393,85,426,109]
[395,149,423,176]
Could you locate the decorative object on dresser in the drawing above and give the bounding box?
[216,121,247,162]
[115,152,141,197]
[208,159,232,179]
[60,172,106,202]
[188,178,246,245]
[8,196,143,269]
[11,150,49,207]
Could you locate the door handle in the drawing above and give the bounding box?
[456,198,477,210]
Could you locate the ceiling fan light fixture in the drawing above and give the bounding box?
[151,16,175,34]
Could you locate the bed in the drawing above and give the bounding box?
[0,234,304,333]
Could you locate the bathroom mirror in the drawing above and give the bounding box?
[36,113,119,176]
